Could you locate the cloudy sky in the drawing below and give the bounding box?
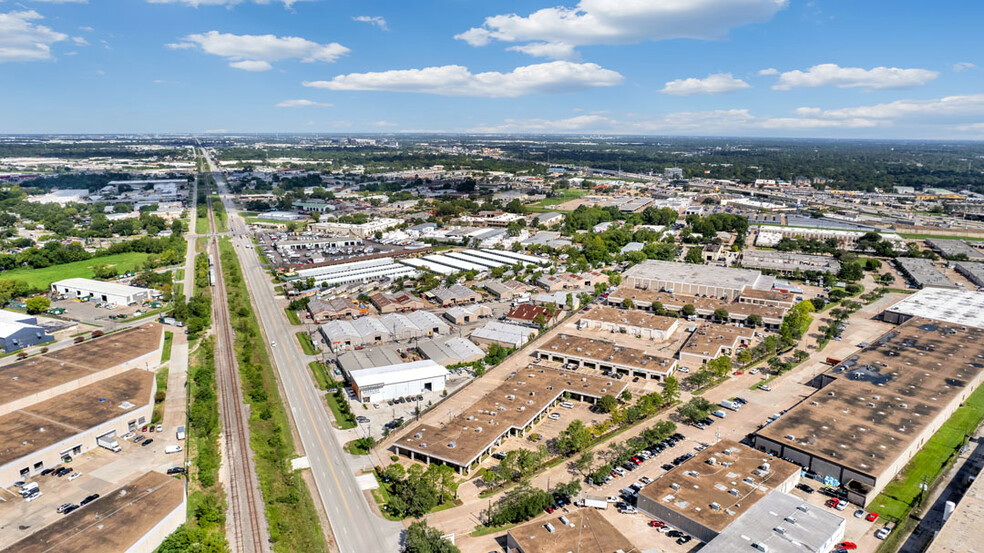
[2,0,983,138]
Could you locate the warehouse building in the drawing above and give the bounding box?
[470,320,537,348]
[51,278,154,306]
[535,334,678,381]
[417,336,485,366]
[349,360,448,403]
[924,468,984,553]
[536,271,607,292]
[925,238,984,261]
[881,287,984,327]
[636,440,802,544]
[294,258,419,288]
[321,312,448,351]
[954,261,984,288]
[577,305,680,341]
[425,284,482,306]
[2,471,186,553]
[678,322,755,367]
[699,489,845,553]
[755,227,905,251]
[741,250,842,275]
[506,508,634,553]
[622,260,775,301]
[0,323,163,486]
[370,290,426,313]
[607,286,787,328]
[312,217,402,237]
[306,297,363,322]
[275,236,362,253]
[0,310,53,352]
[483,279,531,300]
[394,366,627,473]
[752,315,984,506]
[443,304,492,325]
[478,248,550,266]
[505,304,556,326]
[895,257,957,289]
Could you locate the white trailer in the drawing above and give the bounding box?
[97,434,121,453]
[579,496,609,510]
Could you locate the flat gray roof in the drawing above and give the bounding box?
[624,260,774,291]
[895,257,957,289]
[925,239,984,260]
[884,288,984,329]
[699,490,845,553]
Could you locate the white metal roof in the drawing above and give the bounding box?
[51,278,148,297]
[350,359,448,388]
[885,288,984,329]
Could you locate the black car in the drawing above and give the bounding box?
[141,439,153,447]
[666,530,683,538]
[796,483,815,494]
[56,468,72,477]
[80,494,100,506]
[62,505,80,515]
[672,433,685,441]
[40,468,55,476]
[167,467,186,475]
[676,536,692,545]
[662,463,675,471]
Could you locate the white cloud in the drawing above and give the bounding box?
[660,73,750,96]
[149,0,305,8]
[229,60,272,71]
[372,120,398,127]
[956,122,984,132]
[470,114,617,133]
[72,36,89,45]
[756,117,878,129]
[303,61,624,97]
[78,26,94,32]
[769,63,938,90]
[352,16,389,31]
[507,42,577,60]
[203,129,228,133]
[31,0,88,3]
[795,94,984,120]
[276,99,332,108]
[758,67,779,75]
[456,0,788,58]
[168,31,348,71]
[0,10,68,62]
[953,62,977,72]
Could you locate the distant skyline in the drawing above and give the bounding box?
[1,1,982,139]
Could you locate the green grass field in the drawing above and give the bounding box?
[0,252,150,289]
[532,188,587,208]
[285,308,301,326]
[296,332,318,354]
[898,232,984,242]
[162,331,173,362]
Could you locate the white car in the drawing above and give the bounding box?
[25,491,42,502]
[606,496,619,503]
[164,445,183,454]
[875,527,891,540]
[271,341,277,347]
[68,472,82,481]
[548,413,560,420]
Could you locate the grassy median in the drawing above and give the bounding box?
[218,238,328,553]
[162,331,174,362]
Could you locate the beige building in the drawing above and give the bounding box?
[577,305,680,341]
[536,334,678,381]
[622,260,775,301]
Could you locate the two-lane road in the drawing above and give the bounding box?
[203,151,402,553]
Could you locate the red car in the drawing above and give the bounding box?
[631,457,642,465]
[837,542,857,550]
[648,520,666,528]
[546,506,555,514]
[825,499,839,508]
[734,371,744,376]
[866,512,879,522]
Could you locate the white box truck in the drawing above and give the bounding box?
[97,435,122,453]
[721,399,741,411]
[579,496,608,510]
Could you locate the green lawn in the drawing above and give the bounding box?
[308,361,336,390]
[0,252,151,290]
[532,188,587,208]
[326,392,356,429]
[343,438,373,455]
[162,331,174,362]
[285,308,302,326]
[296,332,318,354]
[869,380,984,523]
[898,232,984,242]
[152,367,169,424]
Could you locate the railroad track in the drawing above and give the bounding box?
[205,170,269,553]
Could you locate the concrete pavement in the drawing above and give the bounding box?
[203,151,403,553]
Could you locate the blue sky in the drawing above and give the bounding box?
[2,0,983,138]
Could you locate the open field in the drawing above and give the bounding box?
[0,252,151,289]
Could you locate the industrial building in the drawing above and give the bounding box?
[417,336,485,366]
[622,260,775,301]
[954,261,984,288]
[0,323,164,486]
[535,334,678,381]
[442,303,492,325]
[741,250,842,275]
[536,271,607,292]
[275,236,363,253]
[306,297,364,322]
[698,489,846,553]
[311,217,402,237]
[755,226,905,251]
[320,312,448,351]
[394,366,627,473]
[483,279,532,300]
[881,287,984,327]
[0,310,53,352]
[424,284,482,306]
[349,360,448,403]
[50,278,154,306]
[577,305,680,341]
[294,258,420,288]
[678,322,755,366]
[895,257,957,289]
[506,508,634,553]
[924,468,984,553]
[925,238,984,261]
[752,313,984,506]
[607,286,787,328]
[505,304,555,326]
[1,471,186,553]
[636,440,802,544]
[370,290,426,313]
[470,320,537,348]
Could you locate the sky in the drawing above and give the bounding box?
[1,0,983,138]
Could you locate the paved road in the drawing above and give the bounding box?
[202,150,402,553]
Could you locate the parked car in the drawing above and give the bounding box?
[142,439,154,447]
[837,542,858,550]
[758,384,772,391]
[835,499,849,511]
[875,527,891,540]
[133,435,145,444]
[796,483,815,494]
[68,472,82,481]
[825,499,839,508]
[548,413,560,420]
[166,467,186,475]
[40,468,55,476]
[62,504,79,515]
[80,494,100,506]
[156,424,163,433]
[56,503,74,513]
[648,520,666,528]
[164,445,183,454]
[866,512,880,522]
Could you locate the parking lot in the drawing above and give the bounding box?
[0,422,187,549]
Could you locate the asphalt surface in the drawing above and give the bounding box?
[203,151,402,553]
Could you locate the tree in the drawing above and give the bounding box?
[597,394,619,413]
[382,463,406,482]
[533,313,548,328]
[608,273,622,287]
[678,397,713,423]
[681,304,696,318]
[574,450,595,474]
[619,390,632,402]
[622,298,634,309]
[555,420,593,456]
[662,376,680,403]
[685,370,714,390]
[746,314,763,327]
[837,262,864,282]
[25,296,51,314]
[713,308,729,322]
[405,521,460,553]
[685,247,704,264]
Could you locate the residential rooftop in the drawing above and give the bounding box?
[638,439,800,532]
[756,317,984,479]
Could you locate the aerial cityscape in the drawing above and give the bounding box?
[2,2,984,553]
